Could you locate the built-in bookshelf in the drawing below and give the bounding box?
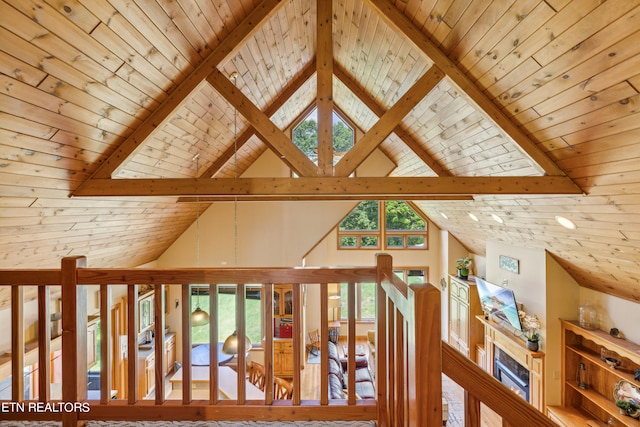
[548,320,640,426]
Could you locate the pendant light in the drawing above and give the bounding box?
[191,153,210,326]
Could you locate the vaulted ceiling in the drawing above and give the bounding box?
[1,0,640,303]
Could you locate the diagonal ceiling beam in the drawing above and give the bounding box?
[334,65,445,176]
[71,0,286,195]
[364,0,569,178]
[207,70,317,176]
[201,60,317,178]
[74,176,584,198]
[333,63,451,177]
[316,0,333,176]
[206,69,318,177]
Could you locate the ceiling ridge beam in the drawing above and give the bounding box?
[364,0,571,179]
[71,0,286,195]
[334,66,445,176]
[316,0,334,176]
[333,63,451,177]
[74,176,584,197]
[201,59,317,178]
[206,69,318,177]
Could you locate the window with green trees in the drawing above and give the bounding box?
[292,108,354,165]
[338,201,427,249]
[190,285,263,346]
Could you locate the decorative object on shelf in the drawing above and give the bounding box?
[499,255,519,274]
[615,379,640,418]
[609,327,625,339]
[635,368,640,382]
[576,362,588,390]
[578,300,597,330]
[519,310,541,351]
[456,257,472,279]
[605,357,621,369]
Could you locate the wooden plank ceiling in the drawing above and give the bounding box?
[1,0,639,303]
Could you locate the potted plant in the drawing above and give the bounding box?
[456,257,472,280]
[519,311,541,351]
[616,400,640,418]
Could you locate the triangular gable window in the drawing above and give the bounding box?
[292,107,354,165]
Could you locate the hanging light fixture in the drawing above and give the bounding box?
[191,153,210,326]
[222,330,252,355]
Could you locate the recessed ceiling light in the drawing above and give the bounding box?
[491,214,504,224]
[555,215,576,230]
[440,212,449,219]
[468,213,479,222]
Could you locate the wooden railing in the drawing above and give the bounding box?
[0,254,556,426]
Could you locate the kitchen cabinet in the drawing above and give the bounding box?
[273,338,294,378]
[163,333,176,376]
[448,275,483,361]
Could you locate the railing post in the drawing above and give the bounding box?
[408,284,441,426]
[61,256,87,427]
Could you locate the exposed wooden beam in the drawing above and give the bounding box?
[316,0,334,175]
[202,60,317,178]
[72,0,286,192]
[333,63,451,177]
[206,69,318,177]
[74,176,584,197]
[364,0,567,177]
[334,66,445,176]
[176,195,473,202]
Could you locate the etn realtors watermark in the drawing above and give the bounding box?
[1,401,90,414]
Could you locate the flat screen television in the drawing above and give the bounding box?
[475,277,522,331]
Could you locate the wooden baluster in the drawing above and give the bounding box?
[347,281,356,405]
[395,310,405,426]
[465,391,482,427]
[37,285,51,401]
[181,284,191,403]
[292,283,301,405]
[154,284,165,404]
[387,299,395,426]
[237,283,247,404]
[127,284,138,403]
[263,283,274,404]
[11,286,24,402]
[209,283,219,404]
[99,284,112,404]
[320,283,329,405]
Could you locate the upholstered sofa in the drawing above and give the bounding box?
[327,341,375,399]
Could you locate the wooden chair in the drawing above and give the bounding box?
[248,361,266,391]
[306,328,321,356]
[274,376,293,399]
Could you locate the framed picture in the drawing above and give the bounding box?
[499,255,519,274]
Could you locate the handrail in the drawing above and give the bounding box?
[442,342,556,427]
[0,255,556,426]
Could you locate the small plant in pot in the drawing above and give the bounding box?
[456,257,472,280]
[616,400,640,418]
[519,311,541,351]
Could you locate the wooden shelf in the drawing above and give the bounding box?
[558,320,640,426]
